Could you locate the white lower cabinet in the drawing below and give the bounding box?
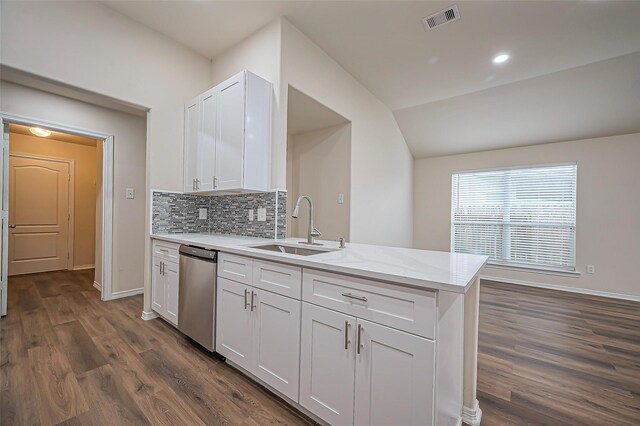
[217,277,253,371]
[354,319,435,426]
[216,276,301,402]
[151,255,179,326]
[251,289,301,400]
[300,303,435,426]
[299,303,356,426]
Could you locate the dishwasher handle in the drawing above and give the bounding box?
[179,245,217,262]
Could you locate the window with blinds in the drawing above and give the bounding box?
[451,163,577,271]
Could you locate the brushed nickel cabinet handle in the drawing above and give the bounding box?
[342,292,367,302]
[250,291,256,311]
[244,289,250,310]
[344,321,350,350]
[357,324,363,355]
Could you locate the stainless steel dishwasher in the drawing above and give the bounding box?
[178,245,218,352]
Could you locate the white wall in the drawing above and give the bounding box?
[211,18,414,247]
[1,0,212,307]
[280,20,413,247]
[1,82,147,294]
[413,133,640,299]
[287,124,351,241]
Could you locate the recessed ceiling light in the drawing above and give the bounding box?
[29,127,52,137]
[493,54,510,64]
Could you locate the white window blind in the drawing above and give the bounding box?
[451,163,577,271]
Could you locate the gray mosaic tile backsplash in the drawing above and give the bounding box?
[152,190,287,239]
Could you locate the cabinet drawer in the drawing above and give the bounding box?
[252,260,302,299]
[302,270,436,339]
[219,253,253,285]
[153,240,180,263]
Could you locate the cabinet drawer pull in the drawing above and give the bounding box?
[244,289,250,309]
[357,324,363,355]
[250,291,256,311]
[344,321,350,350]
[342,292,367,302]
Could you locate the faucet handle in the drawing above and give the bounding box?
[311,227,321,237]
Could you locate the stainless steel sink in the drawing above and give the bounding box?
[250,243,336,256]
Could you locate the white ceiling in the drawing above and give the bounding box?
[10,124,98,146]
[395,52,640,158]
[103,1,640,156]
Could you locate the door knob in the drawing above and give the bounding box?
[8,224,16,229]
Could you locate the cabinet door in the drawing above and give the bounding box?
[251,289,301,401]
[151,257,165,315]
[164,261,179,326]
[216,277,252,370]
[300,303,356,426]
[197,88,216,191]
[215,73,245,190]
[183,96,200,193]
[354,319,435,426]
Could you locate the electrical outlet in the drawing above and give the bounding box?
[257,207,267,222]
[586,265,595,274]
[338,193,344,204]
[199,208,208,220]
[125,188,135,199]
[248,209,254,221]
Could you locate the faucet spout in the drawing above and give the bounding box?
[292,195,322,245]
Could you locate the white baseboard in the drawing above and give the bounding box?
[141,310,159,321]
[481,274,640,302]
[110,287,144,300]
[462,399,482,426]
[73,264,95,271]
[93,281,102,291]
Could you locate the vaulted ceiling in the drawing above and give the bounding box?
[103,1,640,157]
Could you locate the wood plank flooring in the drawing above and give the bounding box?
[2,271,638,425]
[477,280,640,426]
[0,270,315,426]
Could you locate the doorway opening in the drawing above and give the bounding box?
[0,116,115,316]
[286,86,352,242]
[8,124,99,277]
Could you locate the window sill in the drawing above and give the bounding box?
[486,262,581,278]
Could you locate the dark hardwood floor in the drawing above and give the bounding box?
[2,271,639,425]
[477,280,640,426]
[0,270,314,426]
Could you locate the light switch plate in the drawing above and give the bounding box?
[257,207,267,222]
[248,209,254,221]
[199,208,208,220]
[126,188,135,199]
[338,193,344,204]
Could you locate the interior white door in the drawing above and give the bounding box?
[299,302,356,426]
[216,277,253,370]
[198,88,216,191]
[354,319,435,426]
[151,257,165,314]
[183,96,200,192]
[164,260,179,325]
[251,289,301,401]
[0,121,8,316]
[215,73,245,190]
[8,154,70,275]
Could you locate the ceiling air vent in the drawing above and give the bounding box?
[422,5,460,30]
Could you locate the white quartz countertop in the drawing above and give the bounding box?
[151,233,488,294]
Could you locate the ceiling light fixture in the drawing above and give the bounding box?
[29,127,52,137]
[493,54,510,64]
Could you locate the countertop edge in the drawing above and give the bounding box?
[150,234,488,294]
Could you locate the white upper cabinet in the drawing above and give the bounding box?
[183,70,272,194]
